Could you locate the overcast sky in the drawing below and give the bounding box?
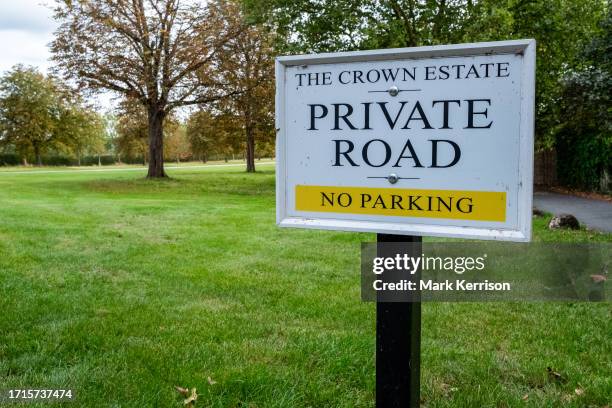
[0,1,116,110]
[0,1,57,74]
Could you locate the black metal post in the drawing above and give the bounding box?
[376,234,421,408]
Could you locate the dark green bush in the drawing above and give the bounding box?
[556,131,611,191]
[42,156,74,166]
[80,155,117,166]
[0,154,20,166]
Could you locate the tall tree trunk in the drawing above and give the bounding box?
[34,145,42,167]
[245,123,256,173]
[147,108,167,178]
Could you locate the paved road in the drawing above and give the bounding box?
[534,192,612,233]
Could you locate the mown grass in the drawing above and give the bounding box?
[0,165,610,407]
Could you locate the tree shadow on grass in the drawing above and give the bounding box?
[80,170,276,197]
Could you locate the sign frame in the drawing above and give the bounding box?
[275,40,536,242]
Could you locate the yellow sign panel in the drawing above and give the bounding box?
[296,185,506,222]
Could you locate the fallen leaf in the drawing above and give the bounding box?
[522,394,529,401]
[574,388,584,396]
[547,366,568,383]
[437,381,458,397]
[207,376,217,385]
[174,386,189,397]
[184,388,197,406]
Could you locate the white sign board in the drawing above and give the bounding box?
[275,40,535,241]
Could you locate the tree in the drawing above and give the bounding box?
[0,65,62,166]
[504,0,606,148]
[164,122,191,164]
[556,8,611,190]
[102,112,120,162]
[186,108,243,162]
[240,0,372,53]
[115,99,150,165]
[51,0,243,178]
[215,1,275,172]
[186,109,214,162]
[115,98,183,165]
[56,105,106,165]
[242,0,606,147]
[212,112,245,161]
[361,0,475,49]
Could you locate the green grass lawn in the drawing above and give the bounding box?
[0,165,610,407]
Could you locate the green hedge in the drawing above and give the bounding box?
[556,131,611,191]
[0,154,20,166]
[0,155,147,167]
[79,155,118,166]
[42,156,73,166]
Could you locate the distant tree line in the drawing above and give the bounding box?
[0,63,274,167]
[0,65,105,166]
[0,1,275,169]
